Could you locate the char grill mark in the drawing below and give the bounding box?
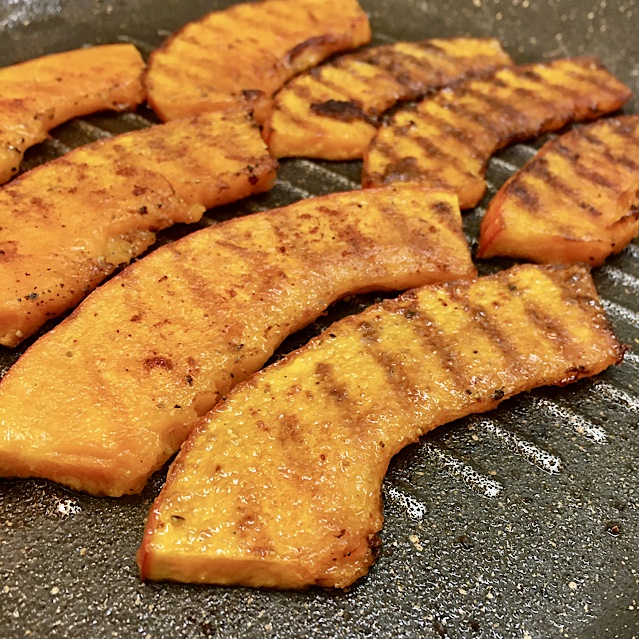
[363,57,632,207]
[310,99,369,123]
[478,115,639,265]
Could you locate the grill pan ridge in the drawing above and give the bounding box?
[0,1,638,638]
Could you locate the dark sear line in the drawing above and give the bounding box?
[531,73,598,104]
[520,300,586,366]
[552,142,617,190]
[526,159,602,218]
[438,98,501,142]
[505,181,581,238]
[460,85,532,134]
[446,282,530,376]
[608,124,639,153]
[358,315,434,411]
[366,50,440,91]
[403,295,471,390]
[313,360,357,413]
[310,100,370,124]
[509,83,559,114]
[593,142,639,171]
[381,157,453,190]
[427,199,466,235]
[309,73,366,107]
[508,182,541,212]
[566,64,621,95]
[410,133,470,175]
[419,111,486,159]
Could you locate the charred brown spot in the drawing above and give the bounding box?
[116,166,137,178]
[358,320,378,344]
[329,387,348,402]
[509,182,540,211]
[241,89,264,102]
[144,356,174,371]
[279,414,302,443]
[432,200,453,217]
[310,99,369,124]
[237,512,256,533]
[0,241,18,262]
[380,157,423,184]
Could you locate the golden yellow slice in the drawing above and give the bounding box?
[0,110,276,347]
[0,44,145,184]
[0,187,475,496]
[479,115,639,265]
[146,0,371,123]
[138,264,623,589]
[264,38,513,160]
[363,58,632,208]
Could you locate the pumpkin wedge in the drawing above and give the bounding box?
[146,0,371,123]
[363,57,631,208]
[0,110,276,347]
[263,38,513,160]
[0,44,145,185]
[478,115,639,265]
[0,187,475,496]
[138,264,623,589]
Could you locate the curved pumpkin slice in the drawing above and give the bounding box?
[478,116,639,266]
[263,38,513,160]
[0,44,145,185]
[363,57,631,208]
[146,0,371,123]
[0,110,276,347]
[138,264,623,589]
[0,187,475,496]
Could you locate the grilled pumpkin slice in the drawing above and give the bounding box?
[138,264,623,589]
[146,0,371,123]
[264,38,513,160]
[363,57,631,208]
[0,187,475,496]
[0,44,145,185]
[478,115,639,265]
[0,110,276,347]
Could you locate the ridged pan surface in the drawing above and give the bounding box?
[0,1,638,638]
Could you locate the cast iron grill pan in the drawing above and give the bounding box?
[0,1,638,637]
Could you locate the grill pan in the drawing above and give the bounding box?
[1,1,638,637]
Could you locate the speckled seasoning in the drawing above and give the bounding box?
[0,1,638,638]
